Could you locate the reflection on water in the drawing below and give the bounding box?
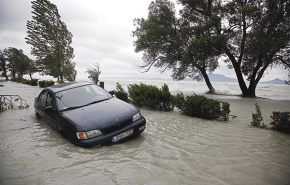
[1,81,290,185]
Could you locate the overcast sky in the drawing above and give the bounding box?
[0,0,288,81]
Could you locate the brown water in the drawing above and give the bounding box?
[1,81,290,185]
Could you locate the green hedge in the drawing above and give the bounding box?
[116,83,230,120]
[115,83,130,103]
[173,92,230,120]
[270,111,290,133]
[39,80,55,88]
[30,79,38,86]
[10,77,17,82]
[128,83,174,111]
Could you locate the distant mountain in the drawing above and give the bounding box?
[102,74,286,84]
[208,74,238,82]
[188,74,286,85]
[260,78,285,85]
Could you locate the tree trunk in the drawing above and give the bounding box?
[200,68,215,94]
[2,67,8,81]
[224,48,256,97]
[29,72,33,80]
[60,73,64,81]
[234,67,257,97]
[12,69,16,78]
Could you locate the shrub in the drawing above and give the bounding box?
[270,111,290,133]
[251,103,266,128]
[30,79,38,86]
[200,98,221,119]
[25,79,31,85]
[115,83,130,103]
[173,93,230,120]
[45,80,55,87]
[39,81,46,88]
[221,101,230,121]
[128,83,174,111]
[21,79,27,84]
[39,80,55,88]
[57,80,65,84]
[16,78,22,83]
[172,92,185,111]
[10,77,17,82]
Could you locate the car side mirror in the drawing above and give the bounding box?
[109,91,115,95]
[45,106,54,112]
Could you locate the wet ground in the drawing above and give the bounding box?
[1,81,290,185]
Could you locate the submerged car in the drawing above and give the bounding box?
[34,81,146,147]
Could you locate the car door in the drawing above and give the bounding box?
[43,91,59,132]
[36,90,49,117]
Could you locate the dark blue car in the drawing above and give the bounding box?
[34,81,146,147]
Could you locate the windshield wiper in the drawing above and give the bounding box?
[61,98,111,111]
[61,106,83,111]
[85,98,110,106]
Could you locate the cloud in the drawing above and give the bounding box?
[0,0,288,82]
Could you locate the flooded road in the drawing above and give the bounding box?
[1,81,290,185]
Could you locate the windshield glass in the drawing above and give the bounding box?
[56,84,112,111]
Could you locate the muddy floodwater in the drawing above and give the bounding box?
[1,81,290,185]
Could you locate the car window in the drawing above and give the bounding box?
[39,90,54,108]
[39,91,48,106]
[56,84,112,111]
[46,92,54,107]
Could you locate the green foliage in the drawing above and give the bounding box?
[221,101,230,121]
[153,0,290,97]
[4,47,34,78]
[30,79,38,86]
[173,93,230,120]
[86,63,101,84]
[57,80,65,84]
[270,112,290,133]
[10,77,17,82]
[39,80,55,88]
[21,78,27,84]
[115,83,130,103]
[128,83,174,111]
[251,103,266,128]
[0,49,9,81]
[39,81,45,88]
[26,0,74,81]
[46,80,54,87]
[133,0,221,93]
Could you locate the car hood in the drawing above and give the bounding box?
[61,98,138,131]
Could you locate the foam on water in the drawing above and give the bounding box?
[1,81,290,185]
[102,80,290,100]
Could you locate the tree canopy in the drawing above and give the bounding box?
[3,47,36,79]
[25,0,75,81]
[178,0,290,97]
[133,0,290,97]
[86,63,101,85]
[133,0,224,93]
[0,50,9,81]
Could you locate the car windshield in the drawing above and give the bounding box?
[56,84,112,111]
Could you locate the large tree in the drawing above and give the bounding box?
[178,0,290,97]
[133,0,223,93]
[4,47,33,78]
[25,0,75,81]
[0,49,9,81]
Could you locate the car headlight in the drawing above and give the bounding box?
[76,130,102,140]
[133,112,142,122]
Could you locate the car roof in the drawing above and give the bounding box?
[47,81,93,93]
